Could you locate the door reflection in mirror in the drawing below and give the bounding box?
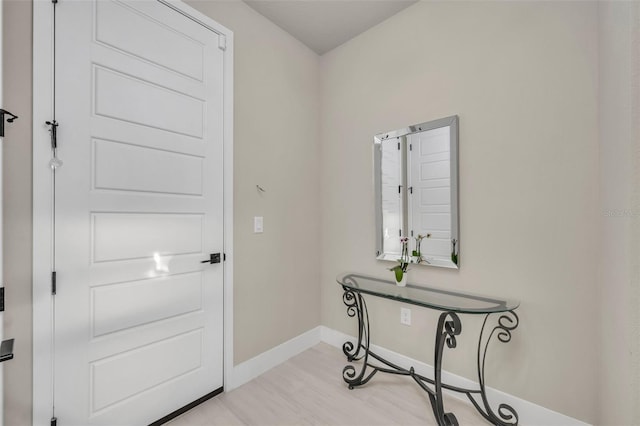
[374,116,459,269]
[380,138,403,255]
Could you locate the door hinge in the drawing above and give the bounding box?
[0,109,18,138]
[409,186,413,194]
[223,253,226,261]
[45,120,58,149]
[0,287,4,312]
[398,185,401,194]
[0,339,14,363]
[51,271,57,295]
[397,142,400,150]
[409,144,412,151]
[50,417,57,426]
[218,34,226,51]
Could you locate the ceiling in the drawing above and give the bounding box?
[243,0,418,55]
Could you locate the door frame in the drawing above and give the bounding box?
[0,1,4,424]
[32,1,234,424]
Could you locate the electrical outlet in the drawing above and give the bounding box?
[400,307,411,326]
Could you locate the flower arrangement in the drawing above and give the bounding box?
[390,234,434,282]
[412,233,431,264]
[389,237,410,282]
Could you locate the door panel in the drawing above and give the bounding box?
[94,0,205,81]
[90,330,203,413]
[54,1,224,424]
[91,272,203,337]
[408,127,451,258]
[91,213,204,262]
[93,139,204,196]
[93,66,205,137]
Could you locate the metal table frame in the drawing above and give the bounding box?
[338,273,520,426]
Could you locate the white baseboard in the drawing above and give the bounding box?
[227,326,322,390]
[226,325,589,426]
[320,326,590,426]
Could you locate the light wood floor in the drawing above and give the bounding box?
[167,343,487,425]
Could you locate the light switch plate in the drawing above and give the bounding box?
[254,216,263,233]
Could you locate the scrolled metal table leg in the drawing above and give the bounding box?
[431,311,462,426]
[341,288,364,362]
[341,286,376,388]
[471,310,520,426]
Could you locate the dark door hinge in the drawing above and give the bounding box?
[51,271,57,295]
[45,120,58,149]
[0,339,14,363]
[0,287,4,312]
[0,109,18,138]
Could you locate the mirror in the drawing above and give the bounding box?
[374,115,459,269]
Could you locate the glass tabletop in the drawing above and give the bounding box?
[337,273,519,314]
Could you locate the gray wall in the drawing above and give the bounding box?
[3,1,32,425]
[184,0,322,365]
[598,2,640,424]
[319,2,599,422]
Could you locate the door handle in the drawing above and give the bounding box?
[201,253,222,264]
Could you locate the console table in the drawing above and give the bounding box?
[337,273,520,426]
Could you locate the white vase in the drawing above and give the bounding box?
[396,272,407,287]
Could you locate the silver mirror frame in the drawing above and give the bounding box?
[374,115,459,269]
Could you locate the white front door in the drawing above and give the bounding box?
[54,1,224,424]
